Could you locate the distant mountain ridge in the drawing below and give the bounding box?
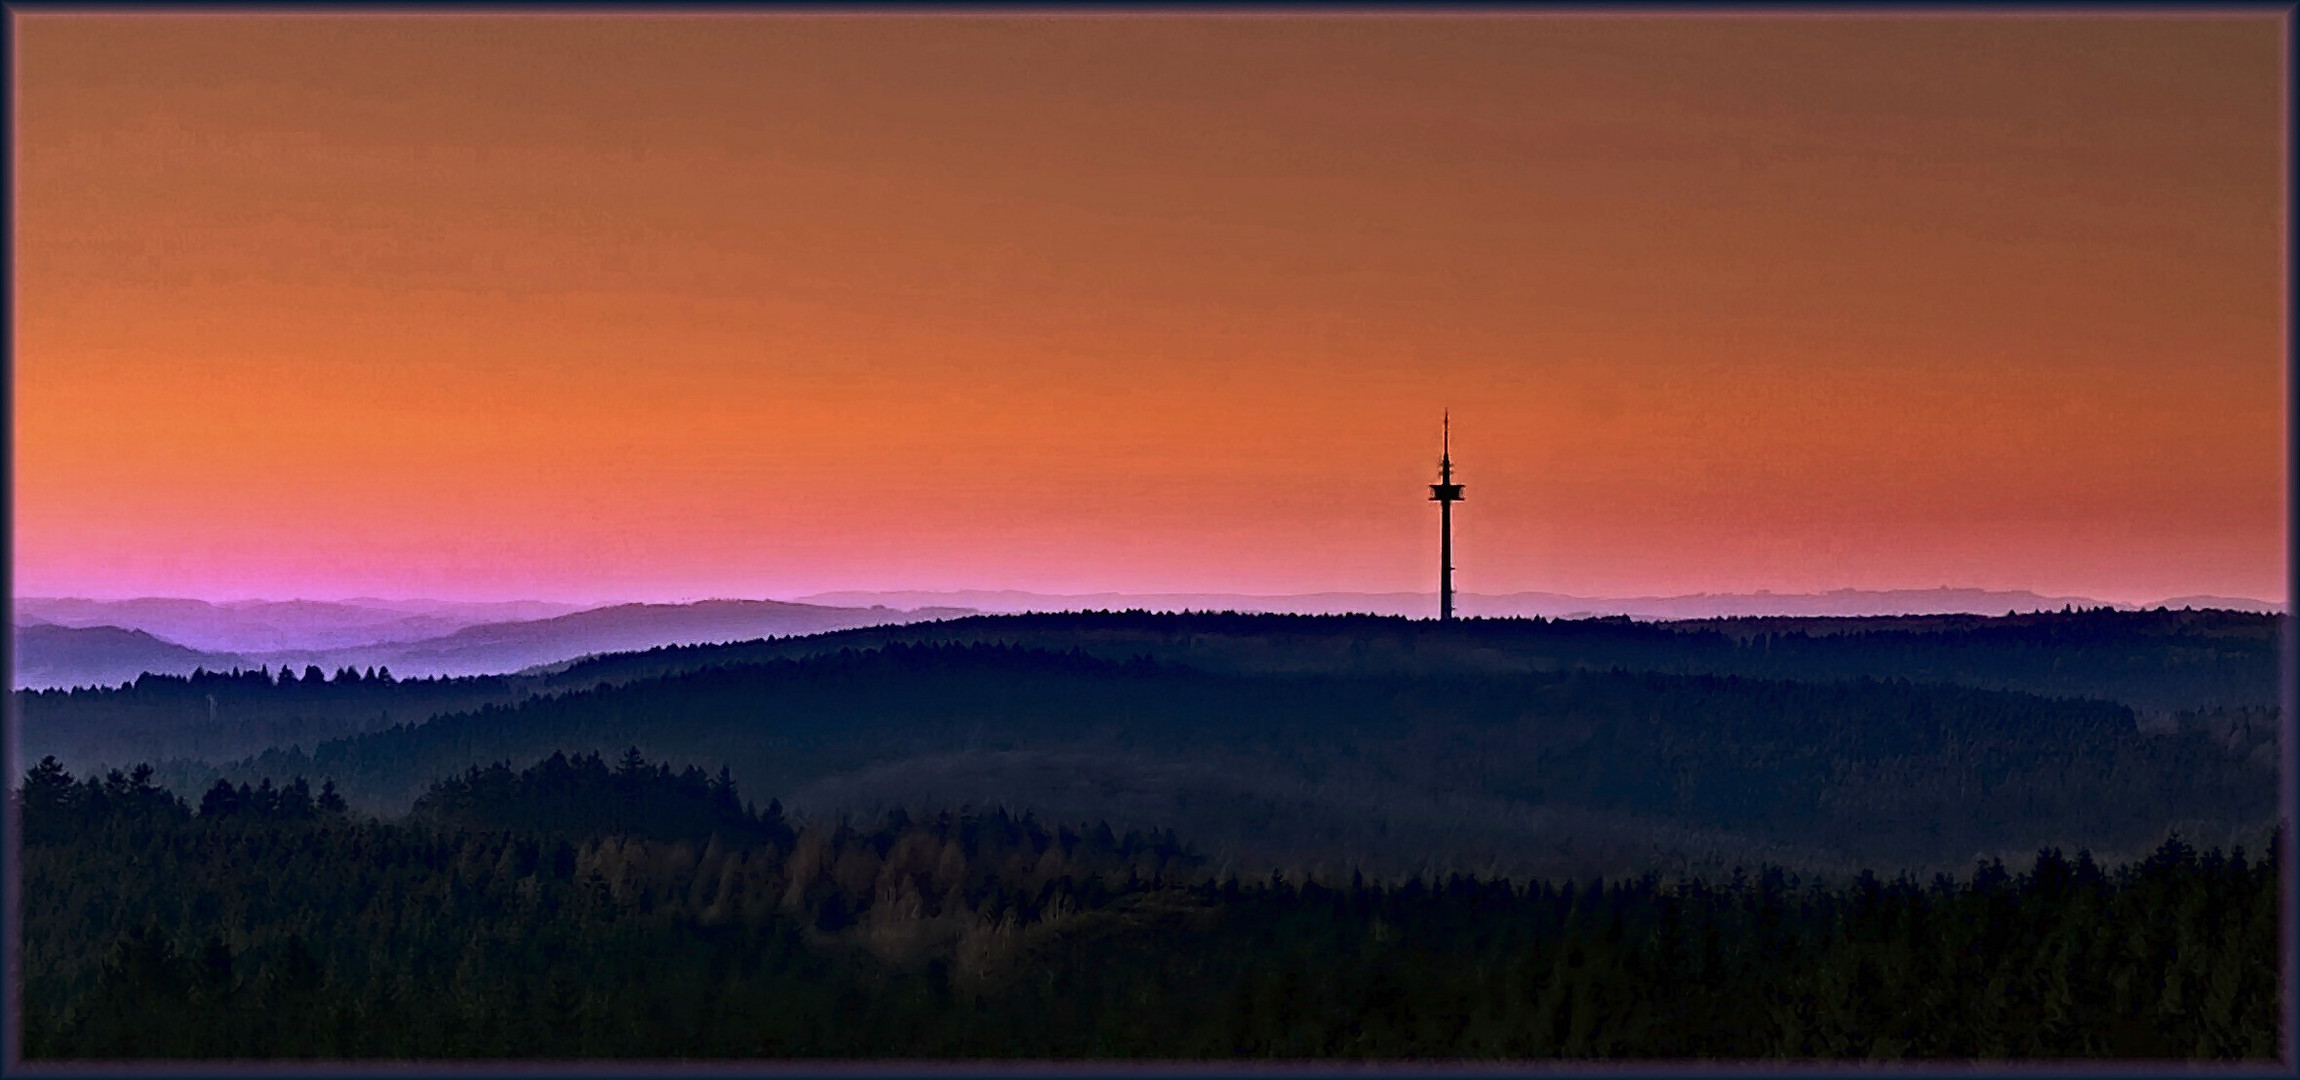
[797,587,2287,619]
[298,599,975,678]
[11,598,975,690]
[11,624,250,691]
[13,596,593,653]
[2149,595,2288,614]
[14,589,2282,692]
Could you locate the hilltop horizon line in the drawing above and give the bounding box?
[13,587,2284,693]
[14,584,2286,614]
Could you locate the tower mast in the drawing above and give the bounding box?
[1429,412,1464,621]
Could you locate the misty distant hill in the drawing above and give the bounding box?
[800,587,2285,619]
[245,599,978,679]
[9,597,977,689]
[316,597,595,622]
[12,624,250,691]
[13,596,594,654]
[2149,595,2287,615]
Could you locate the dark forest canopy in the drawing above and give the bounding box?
[23,606,2283,719]
[18,607,2281,780]
[17,609,2280,810]
[70,637,2276,880]
[529,606,2284,711]
[14,755,2281,1060]
[16,663,529,771]
[13,609,2281,880]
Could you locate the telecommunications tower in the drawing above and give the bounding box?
[1429,412,1464,621]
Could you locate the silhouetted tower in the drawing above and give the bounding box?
[1429,412,1464,620]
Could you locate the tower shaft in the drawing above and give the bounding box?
[1429,413,1463,621]
[1440,497,1454,621]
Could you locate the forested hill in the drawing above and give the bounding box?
[191,639,2275,879]
[535,607,2283,713]
[16,665,529,773]
[20,608,2279,780]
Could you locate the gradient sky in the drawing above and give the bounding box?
[13,14,2288,605]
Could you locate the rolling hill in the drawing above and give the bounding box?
[13,596,585,654]
[798,587,2287,619]
[27,608,2272,882]
[10,597,978,690]
[206,637,2278,880]
[259,598,977,678]
[12,624,249,691]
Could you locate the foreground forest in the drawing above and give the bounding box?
[16,754,2281,1059]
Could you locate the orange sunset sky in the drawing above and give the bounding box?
[12,13,2289,605]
